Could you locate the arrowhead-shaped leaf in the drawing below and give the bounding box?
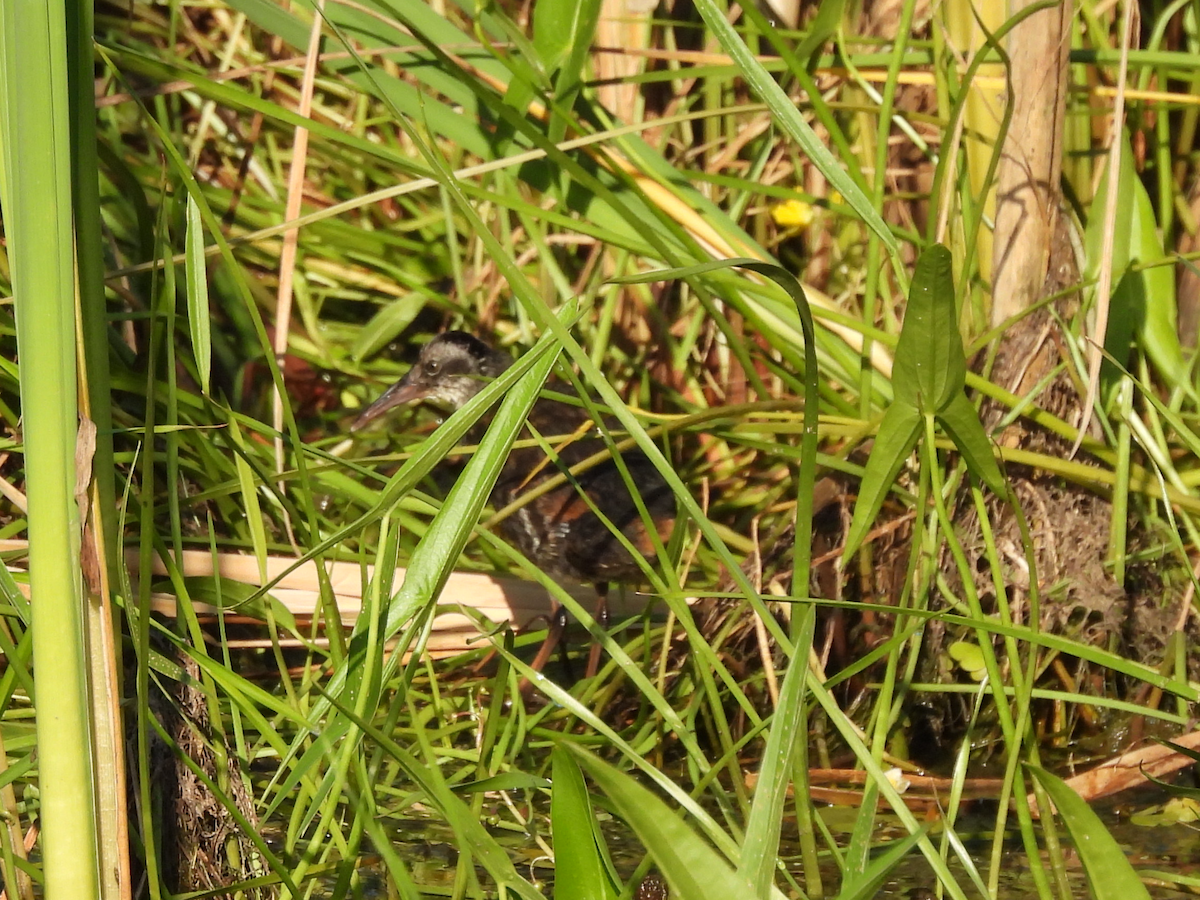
[844,402,922,560]
[936,394,1006,495]
[893,244,965,413]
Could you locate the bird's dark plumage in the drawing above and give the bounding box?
[354,331,676,586]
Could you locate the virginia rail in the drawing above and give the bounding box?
[352,331,677,677]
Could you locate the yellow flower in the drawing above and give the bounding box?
[771,198,814,229]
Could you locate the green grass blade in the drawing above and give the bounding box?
[1027,765,1152,900]
[738,606,816,893]
[382,309,569,638]
[184,193,212,395]
[550,745,620,900]
[794,0,849,68]
[566,744,759,900]
[837,825,928,900]
[324,690,546,900]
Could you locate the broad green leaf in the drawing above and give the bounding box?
[892,244,963,412]
[184,193,211,394]
[533,0,599,76]
[1101,268,1142,401]
[1129,183,1185,394]
[1086,130,1188,396]
[535,0,601,145]
[551,745,620,900]
[947,641,987,681]
[1027,765,1152,900]
[936,393,1006,495]
[566,744,757,900]
[843,401,921,560]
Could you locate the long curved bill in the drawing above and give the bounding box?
[351,372,427,431]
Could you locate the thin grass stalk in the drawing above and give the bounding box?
[859,0,920,417]
[132,203,169,897]
[1075,0,1137,453]
[0,0,101,894]
[1143,6,1177,238]
[995,485,1055,900]
[942,0,1006,296]
[163,199,184,568]
[0,728,31,899]
[723,258,821,894]
[922,418,1019,742]
[938,686,991,895]
[862,435,928,764]
[969,482,1045,896]
[1110,378,1133,584]
[272,0,323,504]
[282,516,400,890]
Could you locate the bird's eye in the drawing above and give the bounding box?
[424,360,440,377]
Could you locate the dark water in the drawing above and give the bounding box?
[303,783,1200,898]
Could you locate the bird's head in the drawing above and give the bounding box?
[352,331,510,430]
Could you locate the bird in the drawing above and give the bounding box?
[352,330,677,678]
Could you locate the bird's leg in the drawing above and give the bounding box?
[518,600,570,698]
[585,581,610,679]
